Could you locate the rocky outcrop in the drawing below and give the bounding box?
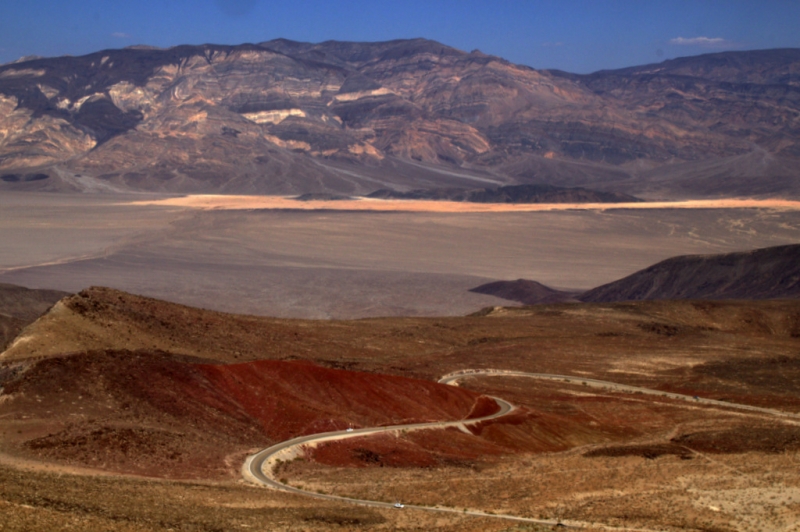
[1,40,798,197]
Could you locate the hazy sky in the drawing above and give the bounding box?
[1,0,798,73]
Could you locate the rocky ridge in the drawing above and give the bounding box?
[1,40,799,197]
[367,184,642,203]
[468,279,579,305]
[579,243,800,303]
[476,243,800,306]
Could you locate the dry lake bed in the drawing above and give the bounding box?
[2,192,800,318]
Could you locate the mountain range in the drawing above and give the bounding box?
[579,243,800,303]
[472,243,800,305]
[1,39,799,197]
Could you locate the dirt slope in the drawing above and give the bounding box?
[2,286,800,530]
[0,286,352,364]
[0,350,490,478]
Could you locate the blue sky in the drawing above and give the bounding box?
[1,0,799,73]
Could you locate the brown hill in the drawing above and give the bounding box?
[3,286,800,530]
[1,40,799,197]
[0,350,490,478]
[0,283,69,349]
[0,283,70,322]
[469,279,579,305]
[3,286,800,485]
[580,243,800,302]
[1,286,366,364]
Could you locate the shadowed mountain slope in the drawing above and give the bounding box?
[0,283,70,349]
[1,40,799,197]
[580,244,800,302]
[367,184,641,203]
[0,283,71,322]
[469,279,579,305]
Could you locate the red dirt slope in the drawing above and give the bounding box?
[197,358,493,440]
[0,350,493,478]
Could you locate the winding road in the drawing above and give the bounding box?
[243,370,800,530]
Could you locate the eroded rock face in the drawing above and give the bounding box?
[0,40,798,196]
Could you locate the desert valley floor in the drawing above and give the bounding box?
[0,192,800,530]
[2,192,800,318]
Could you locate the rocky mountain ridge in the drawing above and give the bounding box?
[0,283,70,349]
[366,183,642,203]
[1,39,799,197]
[475,243,800,305]
[579,243,800,303]
[468,279,579,305]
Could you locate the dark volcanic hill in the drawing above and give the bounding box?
[469,279,580,305]
[580,244,800,302]
[1,40,799,197]
[367,184,641,203]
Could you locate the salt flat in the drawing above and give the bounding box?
[2,192,800,318]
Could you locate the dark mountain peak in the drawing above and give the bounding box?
[260,37,465,68]
[259,37,312,50]
[124,45,164,51]
[589,48,800,86]
[580,244,800,303]
[470,279,579,305]
[374,38,463,58]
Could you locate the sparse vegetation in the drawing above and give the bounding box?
[3,290,800,530]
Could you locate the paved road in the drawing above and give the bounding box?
[439,370,800,421]
[242,396,571,523]
[243,368,800,530]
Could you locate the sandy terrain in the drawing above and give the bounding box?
[2,192,800,318]
[0,192,183,272]
[129,194,800,212]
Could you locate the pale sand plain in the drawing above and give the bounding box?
[128,195,800,212]
[2,192,800,318]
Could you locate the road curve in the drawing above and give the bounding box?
[242,395,584,527]
[242,368,800,530]
[439,370,800,421]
